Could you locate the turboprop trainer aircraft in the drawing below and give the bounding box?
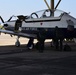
[0,0,76,52]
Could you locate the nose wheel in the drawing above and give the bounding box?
[15,36,20,47]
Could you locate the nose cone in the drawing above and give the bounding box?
[3,23,8,30]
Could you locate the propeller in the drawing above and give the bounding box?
[0,16,4,23]
[7,15,16,22]
[0,16,5,29]
[0,16,4,35]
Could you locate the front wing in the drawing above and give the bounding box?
[0,29,37,38]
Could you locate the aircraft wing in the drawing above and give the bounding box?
[0,29,37,38]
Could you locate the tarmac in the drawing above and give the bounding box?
[0,33,76,75]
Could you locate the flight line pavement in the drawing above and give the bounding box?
[0,45,76,75]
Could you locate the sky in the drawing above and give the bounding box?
[0,0,76,21]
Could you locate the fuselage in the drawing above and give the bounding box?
[4,9,76,39]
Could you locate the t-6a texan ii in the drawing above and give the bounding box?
[0,0,76,52]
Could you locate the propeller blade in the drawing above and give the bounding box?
[7,15,16,22]
[8,16,13,22]
[0,16,4,23]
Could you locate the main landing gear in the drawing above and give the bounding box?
[15,36,45,53]
[15,37,34,50]
[27,38,34,50]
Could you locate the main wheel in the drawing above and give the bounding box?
[27,38,34,50]
[28,43,34,50]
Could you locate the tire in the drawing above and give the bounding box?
[15,41,20,47]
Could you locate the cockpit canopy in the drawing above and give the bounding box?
[29,9,67,18]
[7,9,67,21]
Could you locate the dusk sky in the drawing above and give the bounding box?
[0,0,76,21]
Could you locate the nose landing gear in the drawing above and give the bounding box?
[15,36,20,47]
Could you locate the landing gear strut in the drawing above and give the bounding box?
[27,38,34,50]
[15,36,20,47]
